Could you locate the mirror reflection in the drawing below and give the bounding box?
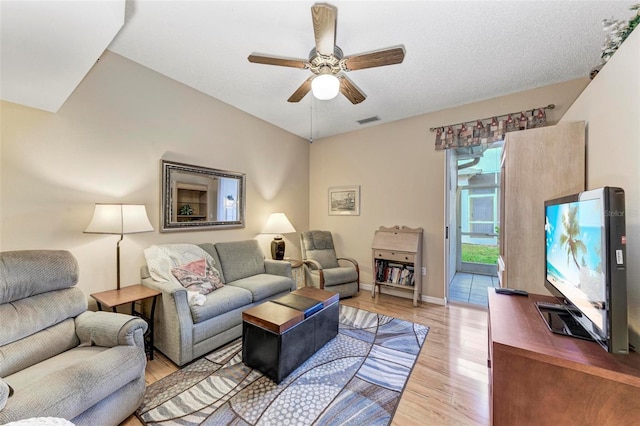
[161,160,245,232]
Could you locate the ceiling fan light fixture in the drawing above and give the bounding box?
[311,74,340,100]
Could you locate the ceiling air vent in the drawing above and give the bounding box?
[357,116,380,125]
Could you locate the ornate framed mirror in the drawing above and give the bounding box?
[160,160,245,232]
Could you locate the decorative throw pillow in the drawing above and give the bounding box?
[171,258,223,295]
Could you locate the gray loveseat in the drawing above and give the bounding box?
[0,250,148,425]
[141,240,294,366]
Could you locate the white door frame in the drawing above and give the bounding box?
[444,149,459,304]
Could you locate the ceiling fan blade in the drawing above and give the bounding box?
[288,76,314,103]
[343,47,406,71]
[312,4,337,56]
[248,54,307,69]
[339,75,366,104]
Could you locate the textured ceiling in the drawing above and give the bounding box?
[2,1,638,140]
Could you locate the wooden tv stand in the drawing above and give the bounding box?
[488,289,640,425]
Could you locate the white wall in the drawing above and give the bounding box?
[561,28,640,348]
[309,78,590,302]
[0,48,600,308]
[0,51,309,299]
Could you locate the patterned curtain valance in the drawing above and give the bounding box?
[433,104,554,150]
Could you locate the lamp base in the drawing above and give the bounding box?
[271,237,285,260]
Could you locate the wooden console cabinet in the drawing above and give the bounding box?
[371,225,423,307]
[488,289,640,425]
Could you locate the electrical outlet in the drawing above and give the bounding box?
[421,267,427,275]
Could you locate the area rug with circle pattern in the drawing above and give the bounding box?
[136,304,429,425]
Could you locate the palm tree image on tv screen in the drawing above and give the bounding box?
[559,205,587,270]
[546,199,606,310]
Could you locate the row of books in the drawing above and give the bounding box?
[375,260,415,287]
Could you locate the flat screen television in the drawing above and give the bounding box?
[539,187,628,354]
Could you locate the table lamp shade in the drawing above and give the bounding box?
[262,213,296,235]
[84,203,153,290]
[262,213,296,260]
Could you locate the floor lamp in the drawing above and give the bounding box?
[84,203,154,290]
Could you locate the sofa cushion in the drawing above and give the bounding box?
[198,243,226,284]
[214,240,266,283]
[0,319,80,378]
[192,307,245,346]
[319,281,358,298]
[0,287,86,346]
[301,232,340,269]
[189,285,253,324]
[0,250,78,304]
[227,274,293,302]
[317,266,358,286]
[1,345,146,423]
[306,249,340,269]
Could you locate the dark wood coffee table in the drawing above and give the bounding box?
[242,288,339,383]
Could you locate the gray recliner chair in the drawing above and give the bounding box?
[0,250,148,425]
[300,230,359,298]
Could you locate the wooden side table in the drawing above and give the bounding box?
[90,284,161,360]
[284,258,305,288]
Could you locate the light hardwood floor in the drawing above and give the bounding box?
[121,292,490,425]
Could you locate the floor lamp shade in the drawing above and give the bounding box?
[262,213,296,260]
[84,204,154,234]
[84,203,154,289]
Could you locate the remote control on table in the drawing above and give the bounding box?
[495,288,529,296]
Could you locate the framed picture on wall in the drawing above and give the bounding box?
[328,185,360,216]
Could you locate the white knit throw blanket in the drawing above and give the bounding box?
[144,244,218,306]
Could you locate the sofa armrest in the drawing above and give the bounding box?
[75,311,147,349]
[265,259,293,279]
[265,259,294,290]
[302,259,323,271]
[0,377,11,411]
[140,273,184,294]
[140,276,195,366]
[337,257,358,267]
[302,259,325,289]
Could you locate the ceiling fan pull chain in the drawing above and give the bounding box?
[309,99,314,143]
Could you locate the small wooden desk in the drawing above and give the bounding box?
[91,285,161,360]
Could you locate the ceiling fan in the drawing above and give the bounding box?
[248,3,405,104]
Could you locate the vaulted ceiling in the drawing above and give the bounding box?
[2,1,637,139]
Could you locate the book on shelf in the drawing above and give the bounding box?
[374,259,415,286]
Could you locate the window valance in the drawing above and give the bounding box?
[433,104,554,150]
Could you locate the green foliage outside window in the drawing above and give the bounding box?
[461,244,499,264]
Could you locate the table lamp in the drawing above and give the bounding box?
[262,213,296,260]
[84,203,154,290]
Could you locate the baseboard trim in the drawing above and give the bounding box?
[358,283,446,306]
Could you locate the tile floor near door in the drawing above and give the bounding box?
[449,272,499,306]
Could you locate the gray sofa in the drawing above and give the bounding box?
[0,250,148,426]
[141,240,294,366]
